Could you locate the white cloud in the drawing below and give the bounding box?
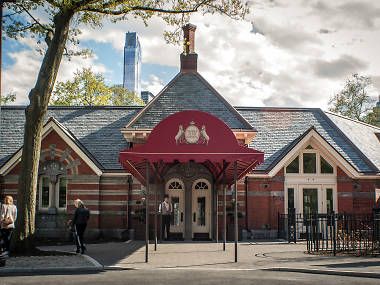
[4,0,380,109]
[141,74,165,95]
[2,43,107,104]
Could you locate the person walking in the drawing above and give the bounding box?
[68,199,90,254]
[0,196,17,257]
[159,194,172,240]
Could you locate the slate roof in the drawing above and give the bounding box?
[325,112,380,171]
[236,107,379,174]
[1,106,379,174]
[126,72,254,130]
[0,106,141,170]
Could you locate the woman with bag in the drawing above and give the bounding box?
[0,196,17,256]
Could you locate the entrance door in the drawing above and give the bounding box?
[302,188,318,216]
[192,179,211,239]
[166,179,185,237]
[321,185,336,214]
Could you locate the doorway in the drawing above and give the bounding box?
[166,179,185,238]
[191,179,212,239]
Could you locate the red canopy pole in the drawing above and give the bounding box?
[145,160,150,263]
[154,167,158,251]
[215,181,219,244]
[234,161,238,262]
[223,161,227,251]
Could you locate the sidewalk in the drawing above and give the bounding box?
[79,240,380,278]
[21,240,380,278]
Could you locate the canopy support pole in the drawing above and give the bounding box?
[216,182,219,243]
[223,161,227,251]
[154,177,158,251]
[234,161,238,263]
[145,160,149,263]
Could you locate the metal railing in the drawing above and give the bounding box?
[278,208,380,256]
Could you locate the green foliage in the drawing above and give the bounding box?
[111,85,145,106]
[3,1,249,55]
[0,92,16,105]
[50,68,144,106]
[329,74,378,125]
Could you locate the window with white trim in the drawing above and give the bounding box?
[57,177,67,209]
[194,181,209,190]
[40,176,50,209]
[285,145,335,175]
[168,180,183,190]
[38,176,67,211]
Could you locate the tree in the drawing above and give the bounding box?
[50,68,144,106]
[329,74,376,124]
[0,92,16,105]
[3,1,249,253]
[51,68,112,106]
[110,85,144,106]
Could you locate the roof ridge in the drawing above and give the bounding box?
[193,72,254,130]
[125,72,255,130]
[235,106,321,112]
[125,72,183,128]
[0,105,144,110]
[325,110,380,131]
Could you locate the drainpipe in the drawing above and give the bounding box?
[245,176,249,231]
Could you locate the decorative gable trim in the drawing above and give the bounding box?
[0,117,103,176]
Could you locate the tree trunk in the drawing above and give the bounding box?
[13,9,74,254]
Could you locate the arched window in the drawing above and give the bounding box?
[194,180,210,190]
[167,179,184,190]
[38,160,67,211]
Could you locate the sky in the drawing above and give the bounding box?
[2,0,380,109]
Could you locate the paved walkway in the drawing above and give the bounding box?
[40,240,380,277]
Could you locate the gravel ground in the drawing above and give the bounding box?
[2,255,93,269]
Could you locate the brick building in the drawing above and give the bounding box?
[0,24,379,240]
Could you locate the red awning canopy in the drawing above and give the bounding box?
[119,110,264,185]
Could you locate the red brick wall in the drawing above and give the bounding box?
[245,169,284,231]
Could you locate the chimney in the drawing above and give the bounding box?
[180,23,198,73]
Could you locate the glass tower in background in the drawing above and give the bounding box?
[123,32,141,96]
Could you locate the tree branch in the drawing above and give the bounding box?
[82,1,211,15]
[11,22,38,33]
[16,3,54,33]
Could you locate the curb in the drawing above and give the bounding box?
[0,252,104,276]
[82,254,104,271]
[264,267,380,279]
[0,265,103,276]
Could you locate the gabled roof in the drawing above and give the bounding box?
[0,116,103,176]
[236,107,379,174]
[126,72,254,130]
[0,106,141,171]
[1,106,379,175]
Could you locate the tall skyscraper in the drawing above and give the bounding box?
[123,32,141,96]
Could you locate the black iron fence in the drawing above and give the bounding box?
[278,209,380,256]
